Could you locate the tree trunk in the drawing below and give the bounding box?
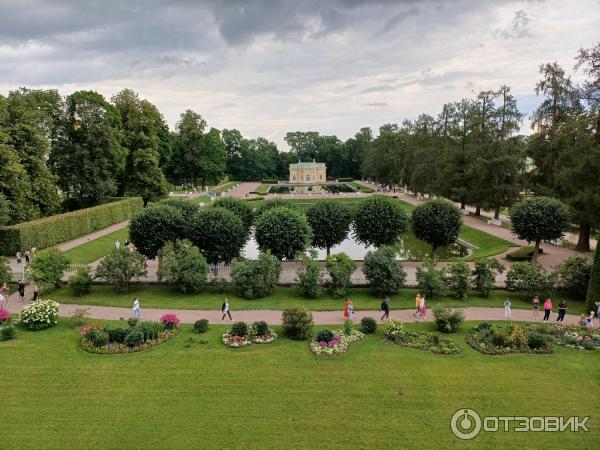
[575,222,591,252]
[475,205,481,216]
[326,246,331,257]
[494,209,500,220]
[532,240,541,262]
[431,246,437,258]
[460,199,466,210]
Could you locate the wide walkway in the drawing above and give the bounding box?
[4,293,584,326]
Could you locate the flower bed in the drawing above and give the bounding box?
[528,324,600,350]
[82,329,177,354]
[223,321,277,348]
[310,323,365,357]
[81,314,180,354]
[466,322,554,355]
[384,319,463,355]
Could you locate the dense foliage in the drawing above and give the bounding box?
[472,258,505,297]
[552,255,592,300]
[306,200,352,256]
[281,307,313,340]
[254,207,312,260]
[295,250,322,298]
[446,260,471,300]
[157,240,208,294]
[188,208,247,264]
[415,258,447,298]
[432,307,465,333]
[27,248,69,291]
[230,251,282,299]
[69,266,93,297]
[411,199,462,256]
[129,205,186,259]
[94,248,148,292]
[505,262,552,298]
[212,197,254,231]
[362,246,406,295]
[353,196,409,247]
[325,252,356,297]
[585,247,600,314]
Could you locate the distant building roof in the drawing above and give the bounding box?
[289,160,326,169]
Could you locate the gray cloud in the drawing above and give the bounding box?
[0,0,598,147]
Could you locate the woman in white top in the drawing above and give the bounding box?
[132,298,141,319]
[221,298,232,322]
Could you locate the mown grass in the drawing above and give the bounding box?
[0,319,597,449]
[49,285,589,315]
[62,227,130,264]
[212,181,239,193]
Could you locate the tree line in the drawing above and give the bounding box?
[1,43,598,250]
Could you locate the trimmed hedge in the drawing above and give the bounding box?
[337,177,353,182]
[0,197,143,255]
[506,246,545,262]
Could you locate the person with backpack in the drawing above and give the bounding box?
[380,295,390,321]
[221,298,232,323]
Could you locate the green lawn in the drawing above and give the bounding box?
[62,227,130,264]
[1,320,597,449]
[49,285,589,315]
[251,183,271,194]
[347,181,375,192]
[212,181,239,193]
[459,225,516,260]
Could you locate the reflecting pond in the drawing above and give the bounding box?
[242,231,470,261]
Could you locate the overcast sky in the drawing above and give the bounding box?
[1,0,598,147]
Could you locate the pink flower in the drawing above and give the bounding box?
[0,309,10,322]
[160,313,180,329]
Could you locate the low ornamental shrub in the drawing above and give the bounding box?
[0,324,16,341]
[0,197,143,256]
[135,321,163,341]
[282,307,313,340]
[415,258,447,298]
[295,250,322,299]
[231,251,282,299]
[466,323,554,355]
[69,266,93,297]
[360,317,377,334]
[505,262,552,298]
[432,307,465,333]
[230,321,248,337]
[506,246,545,262]
[363,246,406,295]
[325,252,356,298]
[127,317,140,327]
[384,319,462,355]
[18,299,60,330]
[69,308,90,328]
[124,329,145,347]
[193,319,209,334]
[160,313,180,330]
[253,320,269,337]
[315,329,335,343]
[104,327,130,344]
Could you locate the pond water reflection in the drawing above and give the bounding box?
[242,231,469,261]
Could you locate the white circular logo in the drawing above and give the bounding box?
[451,408,482,440]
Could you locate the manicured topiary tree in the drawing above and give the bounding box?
[255,199,299,218]
[509,196,570,262]
[353,195,409,247]
[306,200,352,256]
[585,247,600,314]
[155,198,199,221]
[157,239,209,294]
[188,207,247,264]
[412,199,462,257]
[213,197,254,231]
[254,207,312,260]
[129,205,186,259]
[362,246,406,295]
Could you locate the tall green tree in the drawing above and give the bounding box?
[585,247,600,314]
[112,89,169,205]
[306,200,352,256]
[51,90,125,208]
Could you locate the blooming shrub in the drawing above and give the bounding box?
[193,319,209,334]
[310,334,350,357]
[160,313,180,330]
[223,321,278,347]
[0,308,11,323]
[18,299,60,330]
[385,319,462,355]
[432,307,465,333]
[466,323,554,355]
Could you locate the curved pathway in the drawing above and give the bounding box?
[4,293,583,326]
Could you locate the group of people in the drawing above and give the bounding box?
[15,247,35,265]
[115,239,133,251]
[499,295,599,328]
[379,293,426,321]
[0,280,39,309]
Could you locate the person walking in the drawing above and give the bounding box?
[31,283,39,301]
[504,298,512,319]
[347,299,354,321]
[380,295,390,321]
[1,282,9,303]
[532,296,540,320]
[343,299,350,321]
[543,298,553,322]
[17,280,26,302]
[221,298,232,322]
[24,250,30,264]
[418,295,426,318]
[16,251,22,265]
[132,297,141,319]
[557,300,567,323]
[115,240,121,250]
[414,293,421,318]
